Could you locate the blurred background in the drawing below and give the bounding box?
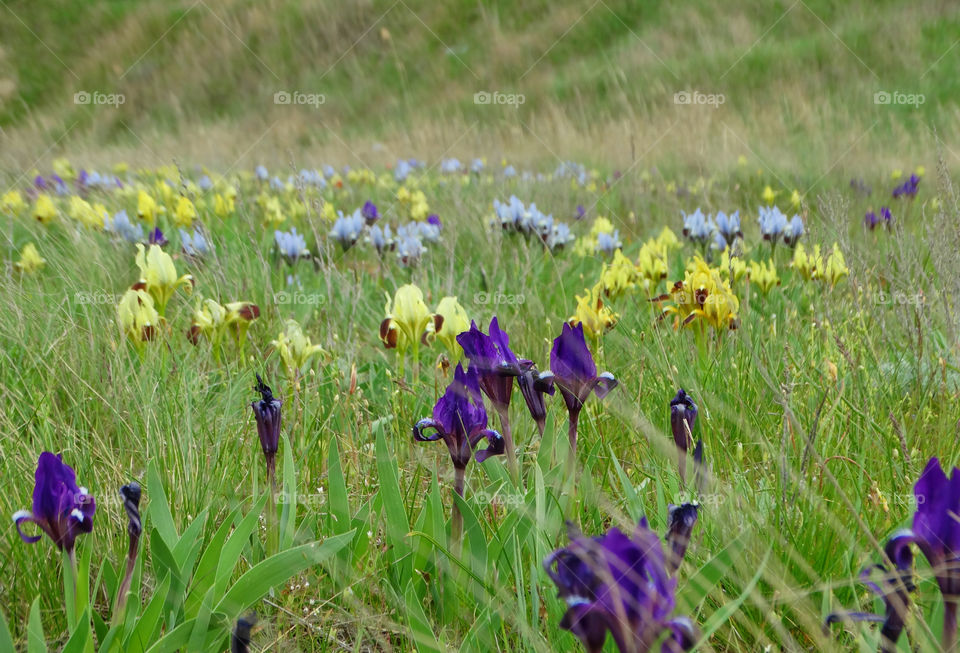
[0,0,957,177]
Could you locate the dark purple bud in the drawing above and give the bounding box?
[427,214,442,228]
[251,375,282,481]
[231,613,257,653]
[666,503,699,573]
[148,227,168,246]
[670,389,698,481]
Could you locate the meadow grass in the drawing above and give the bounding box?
[0,158,957,651]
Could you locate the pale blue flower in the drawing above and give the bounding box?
[255,165,269,181]
[105,210,144,243]
[783,215,804,247]
[596,230,622,255]
[180,228,210,257]
[758,205,789,242]
[682,208,716,245]
[714,210,741,248]
[275,227,309,261]
[440,158,462,174]
[329,210,366,250]
[366,224,394,255]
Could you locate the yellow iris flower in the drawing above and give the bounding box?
[1,190,26,216]
[137,191,158,224]
[761,185,778,205]
[272,319,326,379]
[381,284,437,354]
[747,259,780,294]
[68,196,108,229]
[717,248,747,284]
[433,296,470,356]
[32,194,57,224]
[600,250,639,300]
[822,243,849,286]
[15,243,46,274]
[133,244,194,316]
[117,289,160,345]
[569,284,619,338]
[791,243,823,281]
[660,257,739,331]
[173,196,198,228]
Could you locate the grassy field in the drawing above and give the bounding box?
[2,1,960,652]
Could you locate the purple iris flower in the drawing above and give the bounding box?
[251,375,282,485]
[829,458,960,650]
[865,208,893,230]
[544,521,697,653]
[827,534,915,652]
[362,200,379,224]
[427,214,442,229]
[13,452,95,554]
[457,318,519,411]
[148,227,168,246]
[413,363,504,480]
[670,389,698,482]
[575,204,586,220]
[550,323,617,468]
[458,317,556,472]
[414,363,504,539]
[892,174,920,199]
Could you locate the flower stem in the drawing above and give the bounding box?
[945,599,958,652]
[496,405,518,484]
[63,548,78,630]
[565,410,580,483]
[266,457,278,557]
[451,466,465,549]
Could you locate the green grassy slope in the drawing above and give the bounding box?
[1,0,958,174]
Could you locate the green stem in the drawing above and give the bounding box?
[266,458,278,557]
[63,548,77,630]
[451,466,465,551]
[496,405,518,485]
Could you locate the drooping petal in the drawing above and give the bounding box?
[665,504,699,573]
[470,428,505,463]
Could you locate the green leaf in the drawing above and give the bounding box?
[61,608,91,653]
[0,608,15,653]
[375,425,411,588]
[453,493,487,593]
[327,436,351,536]
[142,618,197,653]
[26,597,46,653]
[404,579,442,653]
[184,505,240,618]
[279,432,297,551]
[215,531,355,619]
[123,574,171,653]
[146,462,179,550]
[185,585,216,653]
[609,447,642,522]
[214,494,268,597]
